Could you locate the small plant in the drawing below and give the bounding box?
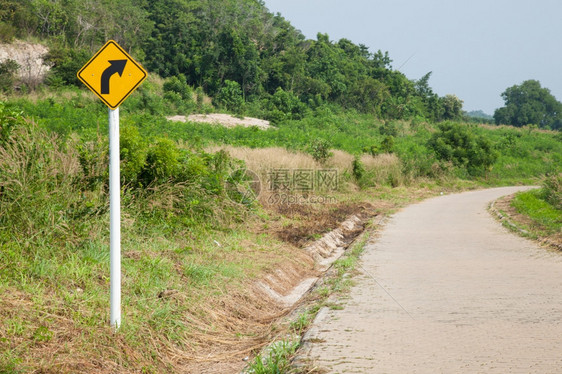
[32,326,53,343]
[308,138,333,164]
[381,135,395,153]
[352,156,365,181]
[290,311,310,333]
[246,339,299,374]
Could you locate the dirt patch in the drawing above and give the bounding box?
[0,40,50,87]
[269,202,375,247]
[167,114,272,130]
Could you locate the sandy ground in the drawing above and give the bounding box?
[167,113,272,130]
[300,186,562,373]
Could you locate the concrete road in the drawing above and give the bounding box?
[302,187,562,373]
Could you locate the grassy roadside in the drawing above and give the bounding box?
[491,174,561,249]
[0,114,462,372]
[242,184,460,374]
[1,88,560,372]
[511,189,561,237]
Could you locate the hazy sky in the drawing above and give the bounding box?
[263,0,562,115]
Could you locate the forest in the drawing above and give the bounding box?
[2,0,562,129]
[2,0,470,123]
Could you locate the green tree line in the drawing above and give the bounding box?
[0,0,464,122]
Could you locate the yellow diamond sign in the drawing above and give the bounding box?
[77,40,147,109]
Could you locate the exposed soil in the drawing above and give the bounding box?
[167,114,272,130]
[175,201,374,373]
[269,202,376,247]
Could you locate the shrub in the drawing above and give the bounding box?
[214,80,244,114]
[120,124,147,185]
[0,59,19,93]
[379,121,398,137]
[381,135,395,153]
[0,101,24,141]
[0,22,16,43]
[542,173,562,210]
[352,156,365,181]
[163,74,195,113]
[44,46,90,87]
[139,138,181,184]
[427,122,497,176]
[308,138,333,164]
[263,88,308,123]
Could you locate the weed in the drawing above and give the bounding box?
[290,311,311,333]
[246,339,299,374]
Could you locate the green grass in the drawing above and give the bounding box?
[245,339,300,374]
[4,88,561,186]
[511,189,562,236]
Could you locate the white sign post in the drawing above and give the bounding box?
[109,107,121,329]
[77,40,146,329]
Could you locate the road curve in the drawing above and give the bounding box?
[302,187,562,373]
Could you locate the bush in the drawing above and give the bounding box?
[379,121,398,137]
[263,88,308,123]
[214,80,244,114]
[163,74,195,113]
[0,22,16,43]
[381,135,395,153]
[0,101,24,141]
[44,46,90,87]
[352,156,365,181]
[120,124,147,185]
[0,59,19,93]
[542,173,562,210]
[140,137,181,184]
[308,138,333,164]
[428,122,497,176]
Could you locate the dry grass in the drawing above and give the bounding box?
[359,153,404,186]
[207,145,322,174]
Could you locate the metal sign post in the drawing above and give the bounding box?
[109,107,121,328]
[77,40,147,329]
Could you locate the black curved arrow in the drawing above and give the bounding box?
[101,60,127,94]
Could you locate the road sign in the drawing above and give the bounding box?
[77,40,148,329]
[77,40,147,109]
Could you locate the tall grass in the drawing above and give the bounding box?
[5,90,561,184]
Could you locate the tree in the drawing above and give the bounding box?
[494,80,562,130]
[214,80,244,113]
[441,94,463,120]
[414,72,443,121]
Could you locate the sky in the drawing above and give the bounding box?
[262,0,562,115]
